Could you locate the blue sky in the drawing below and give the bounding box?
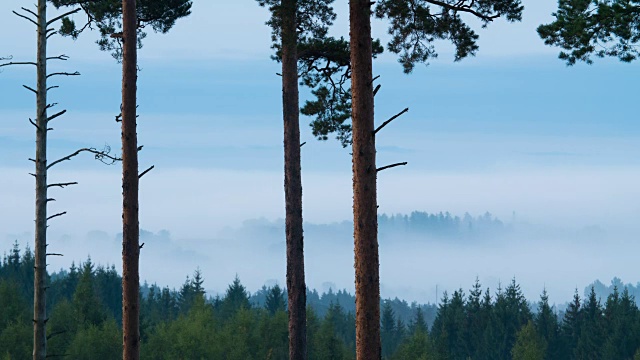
[1,0,639,302]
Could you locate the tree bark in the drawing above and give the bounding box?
[33,0,48,359]
[349,1,381,359]
[121,0,140,359]
[281,0,307,359]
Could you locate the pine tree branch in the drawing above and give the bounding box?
[47,182,78,189]
[12,10,39,27]
[23,85,38,94]
[46,71,80,78]
[138,165,155,179]
[47,110,66,122]
[47,212,67,221]
[0,61,37,67]
[46,55,70,61]
[424,0,501,21]
[20,7,38,19]
[47,147,121,169]
[47,8,82,26]
[374,108,409,134]
[376,162,408,172]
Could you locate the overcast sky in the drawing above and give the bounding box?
[1,0,638,303]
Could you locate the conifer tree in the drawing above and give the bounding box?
[408,306,428,335]
[49,2,192,358]
[344,2,524,356]
[254,0,353,356]
[511,321,546,360]
[534,289,560,359]
[265,284,286,315]
[561,290,582,359]
[381,301,397,358]
[1,4,123,358]
[538,0,640,64]
[575,287,604,359]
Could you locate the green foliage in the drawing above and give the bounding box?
[409,306,429,335]
[574,287,604,359]
[219,275,251,320]
[256,0,337,57]
[67,319,121,360]
[264,283,286,315]
[535,289,561,359]
[512,321,546,360]
[143,298,220,360]
[255,0,384,147]
[538,0,640,64]
[375,0,524,73]
[4,244,640,359]
[0,320,31,360]
[393,329,433,360]
[51,0,193,60]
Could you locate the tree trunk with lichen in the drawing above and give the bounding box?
[33,0,48,359]
[121,0,140,359]
[349,0,381,359]
[282,0,307,358]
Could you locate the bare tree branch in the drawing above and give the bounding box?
[138,165,155,179]
[47,146,121,169]
[12,10,38,27]
[46,253,63,256]
[47,110,66,122]
[20,7,38,19]
[376,162,408,172]
[46,55,69,61]
[29,118,42,131]
[0,61,37,67]
[47,8,82,26]
[47,212,67,221]
[47,182,78,189]
[46,85,59,92]
[23,85,38,94]
[300,142,307,147]
[373,84,381,97]
[46,71,80,78]
[374,108,409,135]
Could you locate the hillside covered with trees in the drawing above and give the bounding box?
[2,244,640,360]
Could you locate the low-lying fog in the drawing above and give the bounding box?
[6,215,638,307]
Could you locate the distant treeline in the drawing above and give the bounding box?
[235,211,508,243]
[2,243,640,359]
[378,211,506,239]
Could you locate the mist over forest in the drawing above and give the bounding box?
[5,209,636,307]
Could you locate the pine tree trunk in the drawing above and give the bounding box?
[349,1,381,359]
[121,0,140,359]
[33,0,48,359]
[281,0,307,358]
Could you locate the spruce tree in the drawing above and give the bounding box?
[265,284,286,315]
[575,287,604,359]
[535,289,560,359]
[381,301,397,358]
[409,306,428,335]
[561,290,582,359]
[511,321,546,360]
